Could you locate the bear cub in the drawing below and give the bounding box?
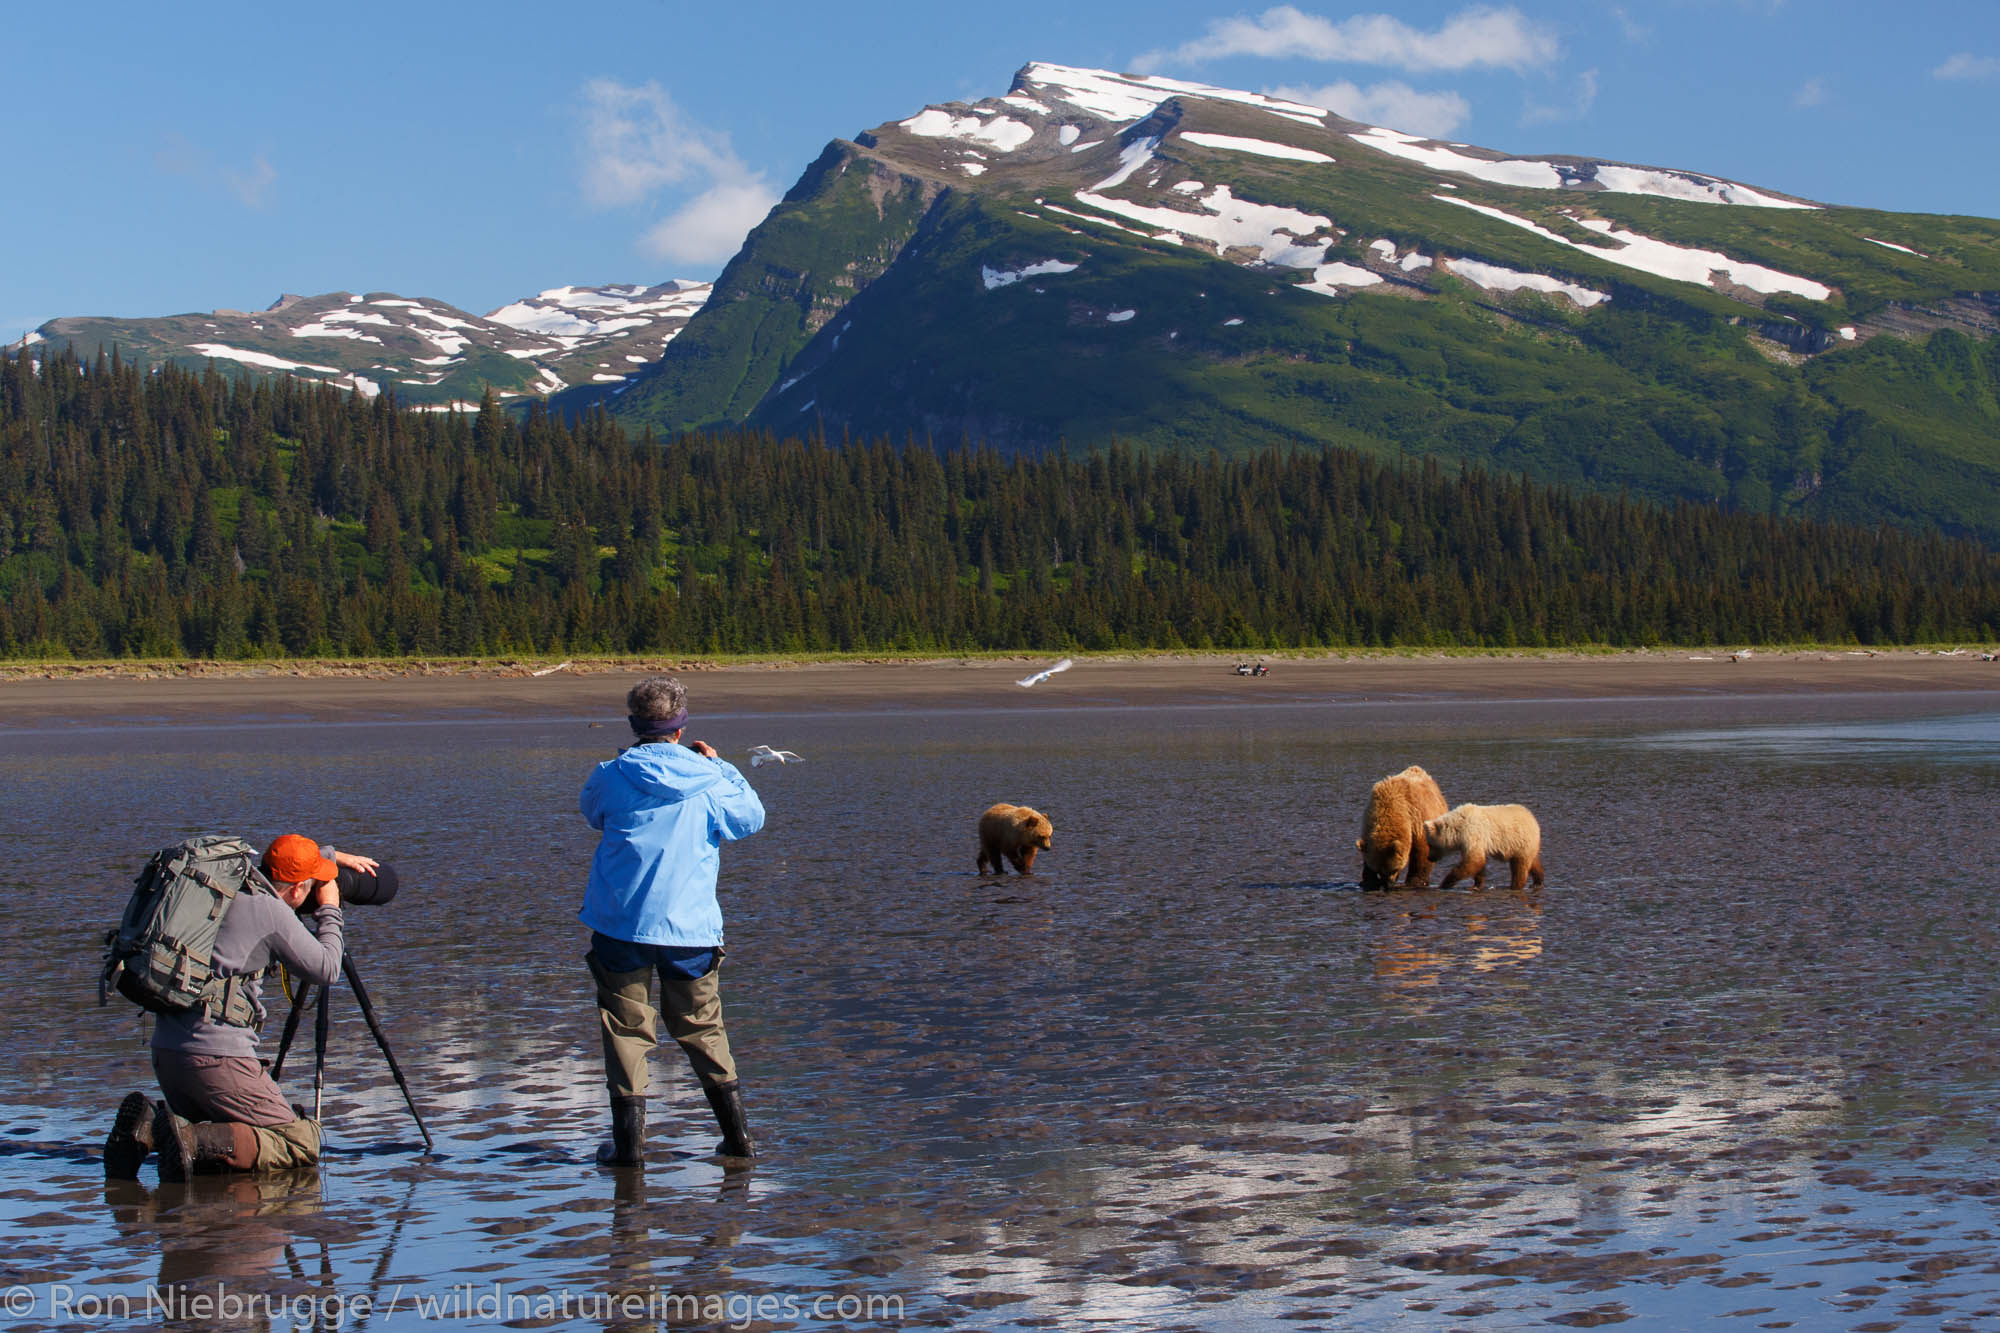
[977,803,1054,875]
[1421,803,1544,891]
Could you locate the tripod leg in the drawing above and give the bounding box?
[342,956,435,1153]
[271,975,317,1082]
[314,984,330,1125]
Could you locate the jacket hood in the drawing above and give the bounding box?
[609,742,732,804]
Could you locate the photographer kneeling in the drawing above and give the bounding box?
[104,835,375,1180]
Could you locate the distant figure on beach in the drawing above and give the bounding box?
[977,803,1054,875]
[1357,765,1449,889]
[580,676,766,1167]
[102,834,376,1181]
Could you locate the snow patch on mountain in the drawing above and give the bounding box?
[1359,127,1815,208]
[1072,184,1333,267]
[1444,258,1608,307]
[1864,236,1928,258]
[190,344,341,374]
[1591,164,1812,209]
[1022,63,1327,128]
[1436,196,1831,300]
[486,282,710,350]
[1092,138,1162,192]
[984,260,1082,290]
[900,107,1036,152]
[1042,202,1154,238]
[1299,263,1384,296]
[1178,133,1334,165]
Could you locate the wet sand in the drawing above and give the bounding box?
[1,648,1995,726]
[4,661,2000,1329]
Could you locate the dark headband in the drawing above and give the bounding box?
[629,709,689,738]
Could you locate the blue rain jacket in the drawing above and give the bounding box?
[579,742,765,947]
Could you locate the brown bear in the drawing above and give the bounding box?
[1355,765,1449,889]
[977,803,1053,875]
[1421,803,1544,891]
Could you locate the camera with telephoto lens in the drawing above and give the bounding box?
[334,863,400,906]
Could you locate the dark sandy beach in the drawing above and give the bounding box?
[2,648,1995,725]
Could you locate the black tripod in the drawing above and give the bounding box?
[271,954,434,1153]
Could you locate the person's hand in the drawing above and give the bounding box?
[313,879,340,909]
[331,849,379,874]
[685,739,718,758]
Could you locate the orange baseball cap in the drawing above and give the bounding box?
[263,834,337,884]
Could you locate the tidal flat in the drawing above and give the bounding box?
[2,656,2000,1330]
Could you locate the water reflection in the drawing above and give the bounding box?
[1632,709,2000,764]
[1371,897,1545,997]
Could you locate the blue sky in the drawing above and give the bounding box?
[5,1,1995,344]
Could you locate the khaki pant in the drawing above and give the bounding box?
[152,1050,322,1171]
[588,947,737,1098]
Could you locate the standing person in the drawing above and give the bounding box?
[103,835,375,1180]
[581,676,766,1167]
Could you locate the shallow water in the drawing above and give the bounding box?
[4,689,2000,1330]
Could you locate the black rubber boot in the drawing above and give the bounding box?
[156,1111,241,1182]
[704,1082,756,1160]
[104,1092,161,1180]
[595,1096,646,1167]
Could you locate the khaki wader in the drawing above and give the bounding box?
[589,948,737,1098]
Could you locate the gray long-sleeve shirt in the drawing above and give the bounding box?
[150,892,344,1058]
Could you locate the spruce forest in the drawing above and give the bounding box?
[3,345,1997,661]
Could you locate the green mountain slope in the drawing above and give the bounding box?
[578,63,2000,541]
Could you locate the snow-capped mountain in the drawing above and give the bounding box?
[566,61,1999,537]
[26,281,711,408]
[18,61,2000,538]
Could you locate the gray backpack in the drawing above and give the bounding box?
[99,836,271,1027]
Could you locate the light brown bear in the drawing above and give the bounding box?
[977,803,1053,875]
[1421,803,1545,891]
[1356,765,1449,889]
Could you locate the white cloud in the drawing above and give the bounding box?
[1934,53,2000,81]
[640,180,780,265]
[579,78,777,267]
[155,133,277,209]
[579,78,750,205]
[1793,77,1826,108]
[1274,80,1470,137]
[225,155,277,209]
[1609,6,1650,42]
[1522,69,1597,125]
[1138,5,1560,74]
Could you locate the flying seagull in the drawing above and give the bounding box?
[1017,657,1074,688]
[747,745,804,767]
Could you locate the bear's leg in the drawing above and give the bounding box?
[1449,852,1486,889]
[1435,856,1467,889]
[1405,838,1434,889]
[1360,864,1383,890]
[1019,847,1038,874]
[1529,852,1545,887]
[977,845,993,874]
[1506,854,1530,890]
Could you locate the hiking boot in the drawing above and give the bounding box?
[155,1105,195,1182]
[156,1110,244,1181]
[595,1096,645,1168]
[704,1082,756,1160]
[104,1092,161,1180]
